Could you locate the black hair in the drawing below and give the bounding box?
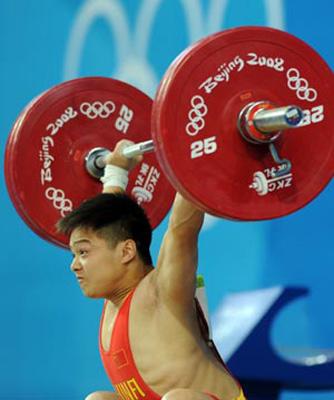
[57,193,153,265]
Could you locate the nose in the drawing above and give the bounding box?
[70,256,82,273]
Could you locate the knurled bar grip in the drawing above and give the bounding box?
[94,140,155,169]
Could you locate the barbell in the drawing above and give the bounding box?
[4,26,334,248]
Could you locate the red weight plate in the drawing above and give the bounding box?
[5,93,53,241]
[152,27,334,220]
[5,77,175,248]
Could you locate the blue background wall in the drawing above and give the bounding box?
[1,1,333,399]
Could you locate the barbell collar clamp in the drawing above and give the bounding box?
[268,143,292,177]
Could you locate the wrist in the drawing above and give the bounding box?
[100,165,129,192]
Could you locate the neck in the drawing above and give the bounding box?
[106,263,154,306]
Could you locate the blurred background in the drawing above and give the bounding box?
[1,0,333,399]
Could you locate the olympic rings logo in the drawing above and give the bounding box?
[286,68,317,102]
[185,95,208,136]
[45,187,73,217]
[80,101,116,119]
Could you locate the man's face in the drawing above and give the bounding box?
[69,227,124,298]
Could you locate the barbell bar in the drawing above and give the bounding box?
[86,104,304,179]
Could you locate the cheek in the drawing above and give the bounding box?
[80,257,88,267]
[83,252,116,280]
[98,263,122,286]
[80,256,94,273]
[84,256,110,277]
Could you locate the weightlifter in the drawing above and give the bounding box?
[57,139,246,400]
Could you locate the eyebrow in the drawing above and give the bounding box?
[69,239,91,250]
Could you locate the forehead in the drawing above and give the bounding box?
[69,227,103,248]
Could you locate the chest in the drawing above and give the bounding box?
[100,288,156,353]
[100,302,117,352]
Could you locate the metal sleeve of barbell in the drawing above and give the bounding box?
[253,106,304,133]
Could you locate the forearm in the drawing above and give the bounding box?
[168,193,204,234]
[101,139,143,194]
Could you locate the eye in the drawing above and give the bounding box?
[79,249,88,256]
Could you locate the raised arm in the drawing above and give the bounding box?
[102,139,205,308]
[155,193,205,308]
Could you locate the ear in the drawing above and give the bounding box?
[120,239,137,264]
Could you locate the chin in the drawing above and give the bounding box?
[82,288,103,299]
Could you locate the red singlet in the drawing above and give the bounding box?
[99,289,161,400]
[99,289,246,400]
